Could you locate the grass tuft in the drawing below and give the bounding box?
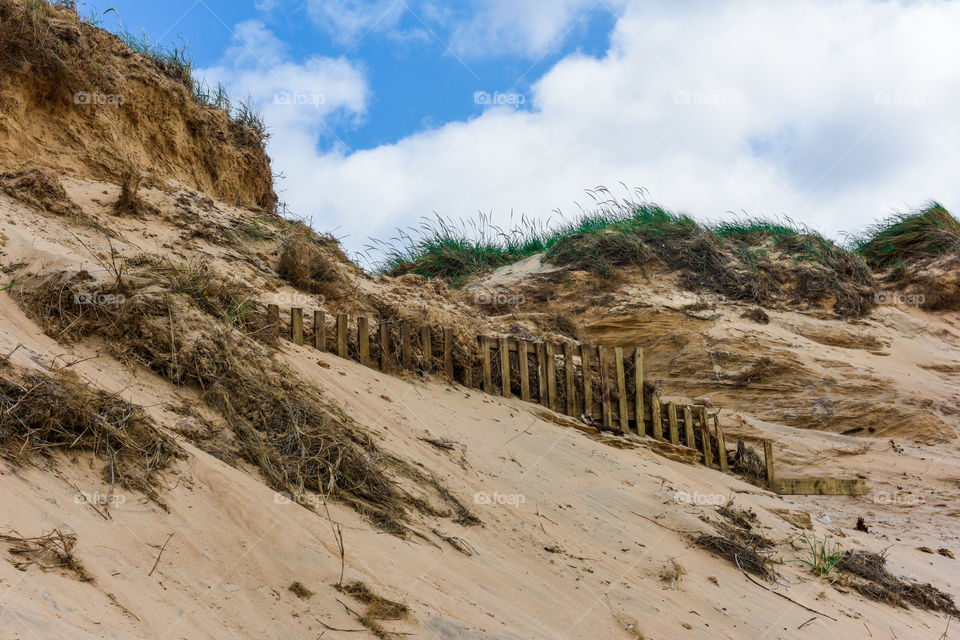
[853,202,960,270]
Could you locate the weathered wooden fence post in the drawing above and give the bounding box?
[651,393,663,440]
[764,440,775,488]
[267,304,280,336]
[598,346,612,429]
[518,341,530,402]
[314,310,325,351]
[683,404,695,449]
[499,337,510,397]
[480,336,493,394]
[564,343,576,416]
[379,321,390,372]
[537,343,548,406]
[443,328,454,380]
[401,324,412,370]
[580,344,593,421]
[667,402,679,445]
[633,347,644,436]
[336,313,348,358]
[358,316,370,367]
[421,326,432,373]
[290,308,304,345]
[544,342,557,411]
[614,347,628,433]
[698,406,713,468]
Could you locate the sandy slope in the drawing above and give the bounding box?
[0,174,958,638]
[0,281,958,638]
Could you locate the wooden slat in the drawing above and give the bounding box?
[421,326,432,372]
[651,393,663,440]
[580,344,594,419]
[537,343,548,406]
[336,313,348,358]
[518,341,530,402]
[443,328,454,379]
[358,317,370,366]
[379,321,390,372]
[698,406,713,469]
[715,415,728,472]
[598,346,612,429]
[683,405,695,449]
[764,440,775,487]
[633,348,644,436]
[499,337,511,397]
[667,402,679,445]
[290,307,304,345]
[267,304,280,336]
[615,347,628,432]
[401,324,412,370]
[480,336,493,394]
[773,478,868,496]
[564,343,576,416]
[544,342,558,411]
[314,310,325,351]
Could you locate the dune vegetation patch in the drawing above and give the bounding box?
[373,188,875,317]
[0,363,182,507]
[13,259,467,533]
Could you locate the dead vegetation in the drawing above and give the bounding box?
[1,167,83,217]
[693,500,777,581]
[14,260,468,534]
[288,581,314,599]
[336,580,409,639]
[277,225,354,302]
[0,365,182,506]
[730,440,766,486]
[839,550,960,617]
[113,167,158,217]
[0,529,92,582]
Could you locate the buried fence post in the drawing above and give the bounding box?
[598,346,612,429]
[443,327,454,380]
[615,347,628,433]
[379,321,391,372]
[518,341,531,402]
[499,337,511,398]
[359,317,372,367]
[267,304,280,336]
[480,336,493,394]
[564,343,576,417]
[401,324,412,370]
[290,308,304,345]
[580,344,594,421]
[537,343,549,406]
[336,313,348,359]
[544,342,558,412]
[683,404,695,450]
[314,310,325,351]
[698,406,713,468]
[667,402,679,445]
[634,347,644,436]
[421,326,432,373]
[764,440,775,487]
[651,393,663,440]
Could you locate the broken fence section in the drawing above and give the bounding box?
[268,305,866,495]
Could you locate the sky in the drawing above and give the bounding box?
[86,0,960,263]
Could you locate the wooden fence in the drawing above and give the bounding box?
[268,304,867,494]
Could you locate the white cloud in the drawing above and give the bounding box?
[304,0,407,45]
[233,1,960,261]
[197,20,369,146]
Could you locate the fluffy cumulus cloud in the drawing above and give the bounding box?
[224,1,960,259]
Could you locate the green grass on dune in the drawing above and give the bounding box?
[853,203,960,270]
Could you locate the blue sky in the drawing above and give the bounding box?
[83,1,960,261]
[86,1,616,151]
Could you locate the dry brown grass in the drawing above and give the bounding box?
[15,260,465,533]
[0,365,181,506]
[0,529,92,582]
[839,550,959,616]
